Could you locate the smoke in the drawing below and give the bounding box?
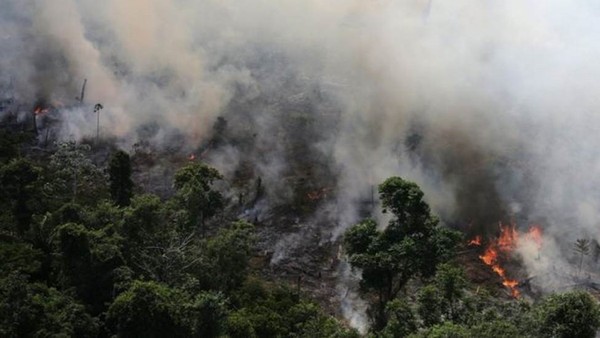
[3,0,600,328]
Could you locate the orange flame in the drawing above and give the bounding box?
[497,223,518,252]
[475,222,540,298]
[468,235,482,246]
[525,224,543,250]
[307,187,332,200]
[472,223,544,298]
[34,106,48,115]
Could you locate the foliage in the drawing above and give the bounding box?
[469,320,520,338]
[0,129,33,164]
[184,291,229,337]
[0,158,42,234]
[107,280,189,338]
[535,291,600,338]
[109,150,134,207]
[173,162,223,229]
[434,263,468,320]
[56,221,124,314]
[0,273,98,338]
[0,242,42,277]
[382,299,418,337]
[44,141,108,206]
[573,238,591,275]
[344,177,462,330]
[199,220,255,292]
[227,278,357,338]
[417,284,443,328]
[417,322,470,338]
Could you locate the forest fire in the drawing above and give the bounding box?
[33,106,49,115]
[471,223,544,298]
[468,235,482,246]
[307,187,332,201]
[526,224,543,250]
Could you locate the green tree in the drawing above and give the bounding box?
[382,299,418,337]
[415,322,470,338]
[44,141,107,206]
[184,291,229,337]
[173,162,224,230]
[417,284,442,328]
[107,280,188,338]
[434,264,467,320]
[0,273,98,337]
[56,222,124,314]
[226,278,356,338]
[469,320,520,338]
[0,242,42,277]
[536,291,600,338]
[199,220,255,292]
[0,158,42,234]
[0,129,33,164]
[344,177,461,330]
[109,150,134,207]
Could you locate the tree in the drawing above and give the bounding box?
[536,291,600,338]
[344,177,461,330]
[184,291,229,337]
[434,264,467,320]
[199,220,255,292]
[415,322,470,338]
[0,129,33,164]
[44,141,107,206]
[107,281,188,338]
[0,273,98,338]
[226,279,357,338]
[56,222,124,314]
[382,299,418,337]
[0,158,41,234]
[109,150,133,207]
[573,238,590,276]
[173,162,223,230]
[469,320,520,338]
[417,284,442,328]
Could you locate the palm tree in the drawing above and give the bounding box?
[573,238,590,276]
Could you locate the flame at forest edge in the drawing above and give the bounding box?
[468,223,543,298]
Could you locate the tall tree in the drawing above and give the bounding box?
[173,162,223,230]
[45,141,107,206]
[0,159,41,234]
[109,150,133,207]
[344,177,461,330]
[573,238,590,276]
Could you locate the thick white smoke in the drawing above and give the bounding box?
[2,0,600,328]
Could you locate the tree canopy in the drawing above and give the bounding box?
[344,177,462,329]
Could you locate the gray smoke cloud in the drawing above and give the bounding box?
[2,0,600,328]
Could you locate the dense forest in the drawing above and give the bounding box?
[1,128,599,338]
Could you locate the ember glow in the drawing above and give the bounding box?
[468,235,482,246]
[473,222,544,298]
[33,106,49,115]
[525,225,543,250]
[307,187,333,201]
